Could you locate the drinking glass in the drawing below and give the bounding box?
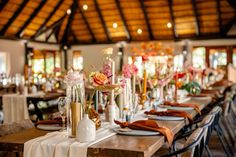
[57,97,67,130]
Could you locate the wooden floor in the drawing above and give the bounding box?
[203,132,236,157]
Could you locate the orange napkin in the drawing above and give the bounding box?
[144,109,193,123]
[114,120,174,145]
[163,101,201,114]
[35,120,62,127]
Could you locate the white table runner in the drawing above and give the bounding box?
[3,94,29,123]
[24,123,116,157]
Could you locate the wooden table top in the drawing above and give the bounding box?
[87,97,212,157]
[0,97,212,157]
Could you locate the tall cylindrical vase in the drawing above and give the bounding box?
[66,83,85,137]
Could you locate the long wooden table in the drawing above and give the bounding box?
[0,97,212,157]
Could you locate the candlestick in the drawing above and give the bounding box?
[174,70,178,102]
[141,68,147,107]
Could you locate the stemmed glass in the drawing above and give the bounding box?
[57,97,68,130]
[99,92,107,121]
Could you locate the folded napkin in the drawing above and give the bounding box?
[187,93,208,97]
[144,109,193,123]
[163,101,201,114]
[114,120,174,145]
[35,120,62,127]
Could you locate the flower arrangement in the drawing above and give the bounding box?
[122,64,138,78]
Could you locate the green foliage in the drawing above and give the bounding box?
[181,81,201,94]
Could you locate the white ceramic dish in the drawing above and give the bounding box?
[148,115,185,121]
[165,106,194,111]
[112,127,160,136]
[37,124,62,131]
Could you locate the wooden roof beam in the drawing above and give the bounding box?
[77,2,96,42]
[70,27,78,44]
[93,0,111,42]
[0,0,28,35]
[62,1,77,44]
[46,26,58,42]
[216,0,223,35]
[32,0,63,39]
[16,0,47,37]
[0,0,8,12]
[168,0,178,39]
[191,0,200,36]
[139,0,154,40]
[115,0,131,41]
[35,14,67,39]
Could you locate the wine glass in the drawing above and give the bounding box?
[57,97,67,130]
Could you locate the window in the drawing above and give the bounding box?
[73,51,83,70]
[233,48,236,67]
[209,48,227,69]
[31,50,61,75]
[192,47,206,69]
[0,52,7,74]
[174,54,184,71]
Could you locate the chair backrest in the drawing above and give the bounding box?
[199,114,214,145]
[182,128,205,157]
[0,119,34,137]
[160,128,205,157]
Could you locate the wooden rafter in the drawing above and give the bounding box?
[216,0,223,34]
[0,0,8,12]
[0,0,28,35]
[77,1,96,42]
[93,0,111,41]
[35,14,67,39]
[32,0,63,39]
[139,0,154,40]
[46,26,57,42]
[62,1,77,44]
[115,0,131,41]
[191,0,200,36]
[223,15,236,35]
[70,27,78,43]
[168,0,177,39]
[16,0,47,37]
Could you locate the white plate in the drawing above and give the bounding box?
[148,115,185,121]
[177,97,191,103]
[37,124,62,131]
[165,106,194,111]
[190,96,210,100]
[112,127,160,136]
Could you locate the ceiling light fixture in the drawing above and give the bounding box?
[66,9,71,15]
[83,4,88,10]
[137,28,142,34]
[167,22,172,28]
[113,22,118,28]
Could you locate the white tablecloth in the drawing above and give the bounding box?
[3,94,29,123]
[24,123,116,157]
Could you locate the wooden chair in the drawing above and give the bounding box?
[152,128,205,157]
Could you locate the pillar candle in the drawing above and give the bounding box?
[142,68,147,105]
[175,70,178,102]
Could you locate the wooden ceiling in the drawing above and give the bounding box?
[0,0,235,45]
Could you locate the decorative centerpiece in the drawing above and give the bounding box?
[64,70,85,137]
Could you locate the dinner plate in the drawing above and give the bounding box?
[165,106,194,111]
[37,124,62,131]
[190,96,210,100]
[112,127,160,136]
[148,115,185,121]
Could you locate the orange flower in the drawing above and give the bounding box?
[176,81,183,88]
[93,72,108,86]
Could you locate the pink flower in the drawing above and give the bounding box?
[64,70,83,86]
[102,63,112,78]
[122,64,138,78]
